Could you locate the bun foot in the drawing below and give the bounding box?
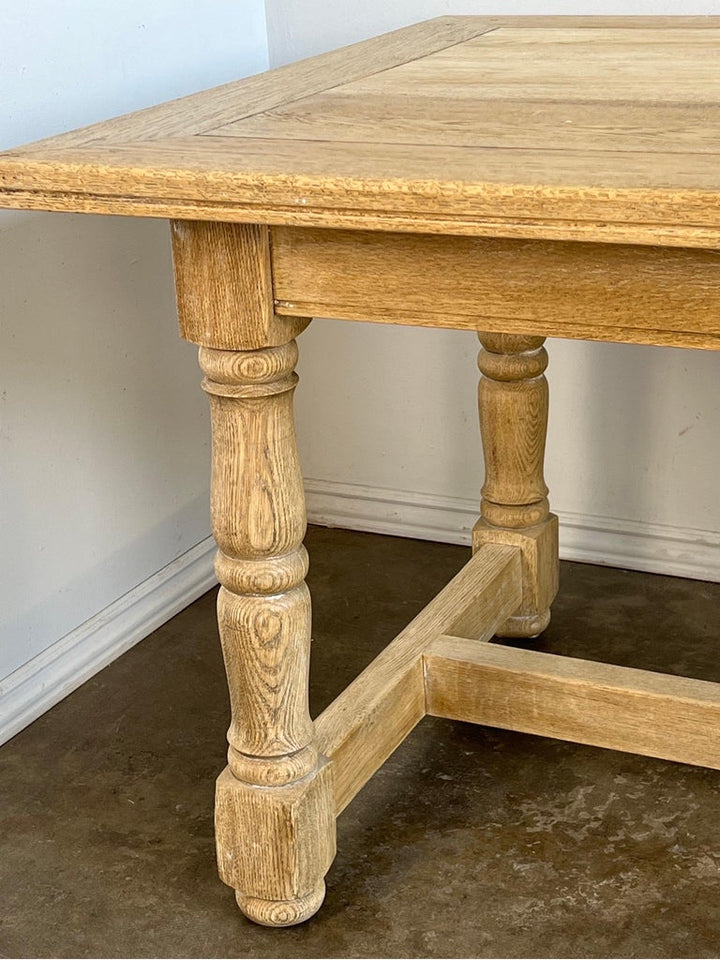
[236,881,326,927]
[496,608,551,639]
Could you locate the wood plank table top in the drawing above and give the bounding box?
[2,16,720,247]
[3,18,720,928]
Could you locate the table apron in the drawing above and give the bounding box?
[271,226,720,350]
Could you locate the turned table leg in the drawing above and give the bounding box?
[201,343,335,925]
[473,333,559,638]
[171,221,335,926]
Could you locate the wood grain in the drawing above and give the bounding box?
[3,136,720,235]
[216,95,720,154]
[202,341,335,923]
[3,18,720,244]
[18,19,718,149]
[315,543,522,814]
[472,519,559,640]
[6,14,720,927]
[171,220,308,350]
[201,341,316,779]
[169,213,335,925]
[477,335,549,530]
[271,227,720,349]
[215,763,335,926]
[6,17,494,150]
[425,636,720,770]
[348,27,720,104]
[4,186,720,250]
[473,334,557,638]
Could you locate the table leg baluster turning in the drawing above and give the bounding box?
[474,333,558,639]
[169,217,720,927]
[3,14,720,930]
[172,222,335,925]
[202,342,335,926]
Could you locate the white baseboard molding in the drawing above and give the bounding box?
[0,537,217,746]
[305,477,720,583]
[4,481,718,746]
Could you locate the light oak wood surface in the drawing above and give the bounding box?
[425,636,720,770]
[3,16,720,929]
[172,221,333,927]
[472,333,559,637]
[315,543,522,814]
[271,227,720,349]
[171,221,308,350]
[3,18,720,246]
[203,338,337,925]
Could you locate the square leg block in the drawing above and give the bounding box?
[215,761,336,902]
[473,515,559,637]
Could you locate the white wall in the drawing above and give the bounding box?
[266,0,720,581]
[0,1,268,739]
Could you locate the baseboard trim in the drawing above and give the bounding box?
[305,478,720,583]
[4,481,718,746]
[0,537,217,746]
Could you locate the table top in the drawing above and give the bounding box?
[2,16,720,247]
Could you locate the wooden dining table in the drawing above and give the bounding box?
[2,15,720,927]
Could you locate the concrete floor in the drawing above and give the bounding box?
[1,526,719,959]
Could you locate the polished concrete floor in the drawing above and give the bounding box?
[1,527,719,959]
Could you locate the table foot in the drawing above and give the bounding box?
[236,882,326,927]
[495,608,551,639]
